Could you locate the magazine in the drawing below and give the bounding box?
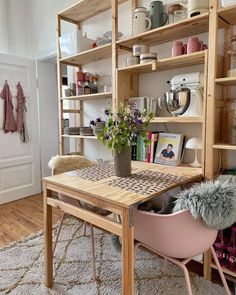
[154,133,185,166]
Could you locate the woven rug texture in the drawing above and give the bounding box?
[0,217,226,295]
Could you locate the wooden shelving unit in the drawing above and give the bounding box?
[151,116,203,124]
[60,92,112,101]
[57,0,236,286]
[57,0,127,155]
[118,51,206,74]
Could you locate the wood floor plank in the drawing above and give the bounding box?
[0,194,61,247]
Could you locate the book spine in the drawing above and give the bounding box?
[131,136,137,160]
[136,135,141,161]
[150,133,159,163]
[140,136,144,161]
[146,132,152,162]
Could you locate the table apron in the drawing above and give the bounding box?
[47,197,123,237]
[46,182,123,215]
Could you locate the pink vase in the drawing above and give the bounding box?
[172,41,184,56]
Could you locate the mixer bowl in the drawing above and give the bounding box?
[164,88,190,116]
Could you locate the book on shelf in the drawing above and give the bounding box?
[131,135,137,160]
[150,132,160,163]
[154,133,185,166]
[133,131,161,163]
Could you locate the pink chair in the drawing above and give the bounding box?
[134,209,231,295]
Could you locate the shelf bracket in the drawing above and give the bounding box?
[118,45,132,52]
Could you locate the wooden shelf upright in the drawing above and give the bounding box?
[204,0,236,283]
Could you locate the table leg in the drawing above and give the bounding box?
[122,208,134,295]
[204,249,212,280]
[43,182,53,287]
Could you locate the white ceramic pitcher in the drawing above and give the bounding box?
[133,7,151,35]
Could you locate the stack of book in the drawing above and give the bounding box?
[132,132,185,167]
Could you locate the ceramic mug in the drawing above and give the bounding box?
[172,41,185,56]
[149,1,168,29]
[133,7,151,35]
[133,44,149,57]
[187,37,200,53]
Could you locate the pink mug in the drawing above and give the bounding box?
[172,41,184,56]
[187,37,200,54]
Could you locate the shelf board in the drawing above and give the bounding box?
[211,263,236,278]
[213,143,236,150]
[218,4,236,25]
[60,44,112,66]
[58,0,127,23]
[60,92,112,101]
[118,51,206,74]
[117,13,209,48]
[215,77,236,85]
[151,116,203,123]
[62,134,97,139]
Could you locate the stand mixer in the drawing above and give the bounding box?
[158,72,204,117]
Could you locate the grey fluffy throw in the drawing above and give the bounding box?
[173,175,236,230]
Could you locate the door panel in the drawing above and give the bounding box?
[0,53,41,204]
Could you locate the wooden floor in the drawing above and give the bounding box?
[0,194,61,247]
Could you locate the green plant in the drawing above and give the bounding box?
[97,102,153,153]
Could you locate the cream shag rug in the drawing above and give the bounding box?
[0,217,226,295]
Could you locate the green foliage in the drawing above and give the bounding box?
[97,102,153,153]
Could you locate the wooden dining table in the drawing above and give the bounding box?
[43,161,202,294]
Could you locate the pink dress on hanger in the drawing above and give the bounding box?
[0,82,17,133]
[16,82,28,142]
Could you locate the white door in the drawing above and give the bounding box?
[0,53,41,204]
[36,60,58,177]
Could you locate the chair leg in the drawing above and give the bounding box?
[179,263,193,295]
[53,212,66,256]
[90,225,96,281]
[211,246,231,295]
[162,258,168,274]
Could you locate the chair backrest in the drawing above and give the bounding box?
[48,155,95,206]
[134,209,217,259]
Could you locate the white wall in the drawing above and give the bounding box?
[0,0,30,57]
[27,0,78,57]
